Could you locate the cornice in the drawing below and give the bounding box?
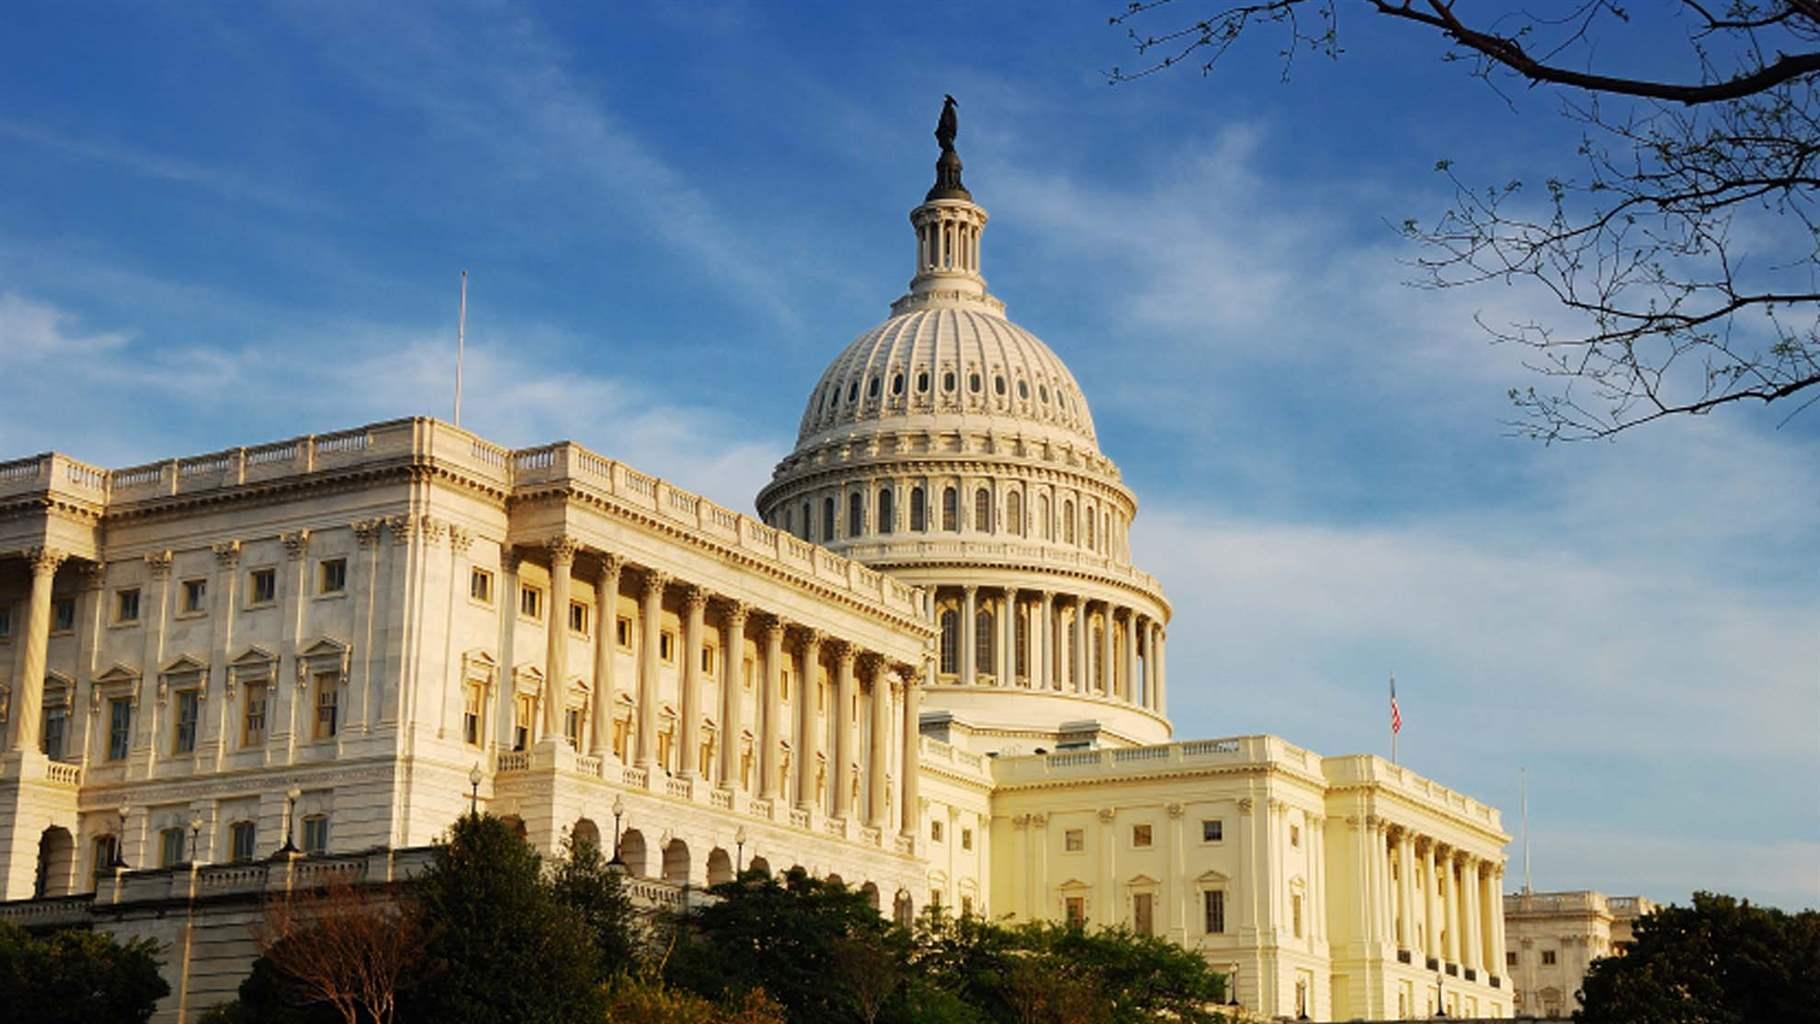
[988,760,1327,797]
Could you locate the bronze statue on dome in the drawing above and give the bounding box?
[936,94,959,152]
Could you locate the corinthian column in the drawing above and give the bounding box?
[1098,603,1113,695]
[760,615,785,800]
[1421,839,1439,962]
[832,642,857,820]
[865,656,890,828]
[900,661,924,838]
[11,547,67,753]
[590,554,624,758]
[679,584,708,778]
[961,586,978,687]
[717,602,749,790]
[1397,829,1416,950]
[544,537,579,739]
[795,628,823,809]
[1124,611,1140,703]
[636,569,669,769]
[1037,591,1054,690]
[1464,856,1484,973]
[1072,597,1088,693]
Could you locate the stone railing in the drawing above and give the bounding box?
[1505,891,1608,915]
[45,761,83,787]
[495,750,532,773]
[989,734,1304,785]
[918,736,993,780]
[838,537,1163,595]
[1324,754,1504,832]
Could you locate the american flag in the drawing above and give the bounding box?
[1390,676,1402,735]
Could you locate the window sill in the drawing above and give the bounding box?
[173,611,208,621]
[108,620,141,630]
[468,597,496,611]
[313,590,348,602]
[243,600,277,611]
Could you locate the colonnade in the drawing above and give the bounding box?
[533,536,922,838]
[1362,818,1506,980]
[934,584,1164,714]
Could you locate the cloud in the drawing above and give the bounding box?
[0,292,130,366]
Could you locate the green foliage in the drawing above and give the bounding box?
[204,955,343,1024]
[0,919,170,1024]
[1575,892,1820,1024]
[549,829,642,977]
[405,813,606,1024]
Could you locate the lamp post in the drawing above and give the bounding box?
[735,825,748,873]
[277,786,302,856]
[111,804,131,869]
[1435,969,1447,1018]
[468,763,484,816]
[607,795,627,875]
[188,814,204,866]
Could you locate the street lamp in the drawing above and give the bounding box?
[276,786,302,856]
[735,825,748,873]
[111,804,131,869]
[188,814,204,866]
[607,795,627,875]
[1434,970,1448,1018]
[468,763,484,816]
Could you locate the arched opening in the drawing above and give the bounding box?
[799,501,811,540]
[939,610,960,675]
[861,881,881,912]
[974,488,992,533]
[747,855,772,878]
[706,847,734,886]
[847,492,864,538]
[1008,491,1023,536]
[893,889,914,926]
[822,497,836,542]
[942,486,960,532]
[1063,500,1076,544]
[571,818,601,853]
[618,828,649,878]
[35,826,75,898]
[975,608,996,676]
[662,838,691,885]
[909,487,926,531]
[878,488,894,534]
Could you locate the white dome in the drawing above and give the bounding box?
[795,305,1099,451]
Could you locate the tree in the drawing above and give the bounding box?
[405,813,606,1024]
[549,829,642,978]
[1575,892,1820,1023]
[0,919,170,1024]
[1108,1,1820,440]
[254,879,425,1024]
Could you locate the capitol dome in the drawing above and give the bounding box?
[756,101,1172,749]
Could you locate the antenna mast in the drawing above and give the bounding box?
[453,270,468,426]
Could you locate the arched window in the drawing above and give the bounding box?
[939,610,959,675]
[892,373,904,396]
[878,488,894,534]
[974,488,992,534]
[1091,621,1105,689]
[975,608,995,676]
[942,487,959,532]
[910,487,926,531]
[867,377,880,399]
[968,372,982,393]
[1038,494,1050,540]
[784,506,794,536]
[822,497,836,542]
[1015,610,1029,679]
[917,371,930,393]
[943,371,956,392]
[1102,511,1111,554]
[800,501,812,540]
[1063,500,1076,544]
[1007,491,1023,536]
[848,492,864,538]
[848,381,859,403]
[1086,510,1096,550]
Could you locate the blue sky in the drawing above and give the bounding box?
[2,2,1814,909]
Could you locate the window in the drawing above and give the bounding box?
[569,601,589,635]
[1007,491,1023,536]
[994,374,1006,396]
[1062,501,1076,544]
[0,605,10,638]
[470,568,494,603]
[463,685,483,746]
[513,694,535,751]
[1133,892,1155,935]
[701,645,717,674]
[743,658,755,690]
[229,821,256,862]
[1018,379,1029,399]
[1541,950,1557,966]
[1065,896,1086,928]
[520,585,543,619]
[1064,829,1085,853]
[943,370,956,392]
[617,616,633,649]
[910,487,926,531]
[1038,494,1051,539]
[53,596,76,631]
[173,689,199,754]
[867,376,880,399]
[961,828,973,851]
[244,683,269,746]
[847,380,859,403]
[43,704,67,761]
[939,610,959,675]
[892,373,904,395]
[660,630,676,663]
[974,488,992,533]
[160,827,185,868]
[1132,824,1153,848]
[92,835,119,877]
[780,669,791,701]
[115,588,140,624]
[302,815,329,855]
[1203,890,1226,933]
[975,609,995,675]
[1292,893,1304,938]
[941,487,959,531]
[931,819,944,842]
[314,675,339,739]
[249,568,277,605]
[107,698,132,761]
[1506,952,1518,968]
[848,491,864,537]
[968,372,981,393]
[1202,819,1224,843]
[1086,510,1096,550]
[877,488,893,534]
[1291,823,1301,847]
[319,557,347,594]
[1014,612,1028,678]
[960,895,974,917]
[565,707,583,747]
[1039,384,1050,403]
[917,370,930,392]
[799,501,812,539]
[822,497,836,541]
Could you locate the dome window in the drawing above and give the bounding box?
[1038,384,1050,404]
[994,375,1006,396]
[943,371,956,392]
[868,377,881,399]
[968,372,982,393]
[892,373,905,396]
[1018,380,1029,400]
[916,371,929,393]
[848,381,860,403]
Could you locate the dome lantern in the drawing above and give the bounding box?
[897,96,996,315]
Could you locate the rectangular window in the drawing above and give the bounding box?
[229,821,256,862]
[53,596,77,631]
[1291,823,1302,847]
[248,568,277,605]
[930,819,944,842]
[743,658,755,690]
[1292,893,1304,938]
[301,815,329,855]
[92,835,119,878]
[961,828,973,851]
[960,895,973,918]
[243,684,268,746]
[107,698,132,761]
[319,557,347,594]
[115,588,140,624]
[463,685,483,746]
[569,601,589,635]
[314,676,339,739]
[1506,951,1518,968]
[702,646,716,674]
[514,694,535,751]
[469,567,494,604]
[1541,950,1557,966]
[43,706,67,761]
[1204,890,1226,934]
[160,827,186,868]
[565,707,583,747]
[1132,823,1153,848]
[659,630,676,663]
[781,669,791,701]
[173,690,199,754]
[1133,892,1155,936]
[617,616,633,649]
[1065,896,1086,928]
[181,578,208,614]
[520,585,543,619]
[1202,819,1224,843]
[1064,828,1085,853]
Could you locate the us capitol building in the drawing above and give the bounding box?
[0,109,1513,1020]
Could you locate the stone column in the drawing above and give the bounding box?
[1097,603,1113,694]
[1155,625,1168,714]
[1072,597,1089,693]
[717,601,749,790]
[865,657,890,828]
[1037,591,1054,690]
[11,547,66,753]
[960,586,977,686]
[1397,829,1416,950]
[1421,840,1439,962]
[590,555,624,758]
[794,628,823,809]
[899,661,923,839]
[832,642,857,820]
[636,569,669,769]
[998,589,1014,685]
[544,537,578,739]
[679,585,708,778]
[1123,611,1140,703]
[760,616,785,800]
[1440,849,1460,965]
[1463,856,1484,973]
[1488,866,1508,977]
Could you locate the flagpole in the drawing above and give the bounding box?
[1390,673,1398,765]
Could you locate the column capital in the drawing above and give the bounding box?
[681,584,710,614]
[144,549,173,579]
[353,519,384,548]
[27,546,68,576]
[897,661,924,686]
[1039,589,1055,602]
[387,514,416,545]
[858,651,886,679]
[546,535,581,566]
[212,539,242,568]
[760,613,788,639]
[796,626,826,651]
[720,599,751,628]
[831,638,858,665]
[597,551,627,577]
[640,568,671,599]
[445,525,471,554]
[78,560,106,592]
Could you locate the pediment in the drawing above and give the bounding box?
[1195,869,1231,884]
[160,653,209,676]
[43,669,76,691]
[298,637,350,661]
[1057,877,1091,892]
[230,645,278,668]
[1127,873,1160,887]
[94,663,140,685]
